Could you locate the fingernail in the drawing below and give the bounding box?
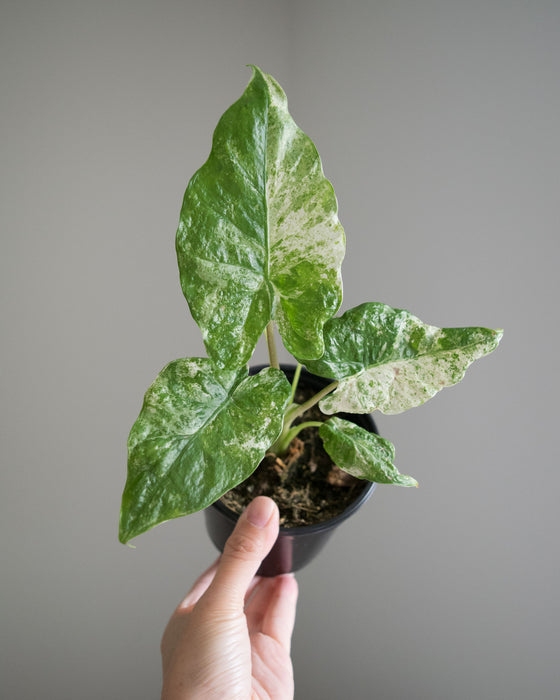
[245,497,275,528]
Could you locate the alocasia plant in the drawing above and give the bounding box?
[119,66,502,544]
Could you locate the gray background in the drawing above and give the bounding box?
[2,1,558,698]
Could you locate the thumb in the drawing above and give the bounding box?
[204,497,279,610]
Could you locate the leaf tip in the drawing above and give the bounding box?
[395,474,419,488]
[118,529,132,546]
[118,513,136,547]
[246,64,266,84]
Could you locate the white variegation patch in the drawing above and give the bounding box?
[262,69,345,359]
[176,66,344,368]
[120,362,292,543]
[320,333,502,415]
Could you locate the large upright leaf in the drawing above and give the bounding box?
[176,65,345,368]
[320,417,418,486]
[119,360,291,543]
[304,303,503,414]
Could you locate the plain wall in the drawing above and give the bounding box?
[1,1,559,698]
[287,2,559,699]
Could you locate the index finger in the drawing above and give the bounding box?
[260,574,299,652]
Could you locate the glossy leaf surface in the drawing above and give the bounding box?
[305,303,503,414]
[320,417,417,486]
[176,66,344,368]
[119,361,291,543]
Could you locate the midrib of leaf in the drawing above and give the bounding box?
[129,378,245,504]
[143,378,242,445]
[363,335,497,374]
[262,74,273,321]
[320,329,501,416]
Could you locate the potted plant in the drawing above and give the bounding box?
[119,66,502,574]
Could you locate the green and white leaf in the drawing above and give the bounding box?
[304,302,503,415]
[176,65,345,369]
[319,417,417,486]
[119,360,291,543]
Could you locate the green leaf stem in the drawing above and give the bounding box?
[119,360,291,543]
[176,66,345,369]
[305,303,503,414]
[319,417,417,486]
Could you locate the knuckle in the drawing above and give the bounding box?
[224,531,261,560]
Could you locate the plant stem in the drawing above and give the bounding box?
[286,380,338,423]
[272,421,324,455]
[289,363,303,404]
[271,379,339,455]
[266,322,279,369]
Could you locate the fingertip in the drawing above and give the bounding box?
[204,498,280,608]
[275,573,298,597]
[245,496,278,528]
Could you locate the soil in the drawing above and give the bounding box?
[220,384,367,527]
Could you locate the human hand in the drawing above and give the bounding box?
[160,496,298,700]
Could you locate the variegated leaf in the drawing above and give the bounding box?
[304,303,503,414]
[320,417,417,486]
[119,360,291,543]
[176,65,345,368]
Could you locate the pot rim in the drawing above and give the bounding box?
[210,478,376,535]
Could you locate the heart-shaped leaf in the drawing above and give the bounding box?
[119,361,291,543]
[320,417,417,486]
[304,303,503,414]
[176,65,345,369]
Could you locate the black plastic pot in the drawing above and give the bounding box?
[204,365,378,576]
